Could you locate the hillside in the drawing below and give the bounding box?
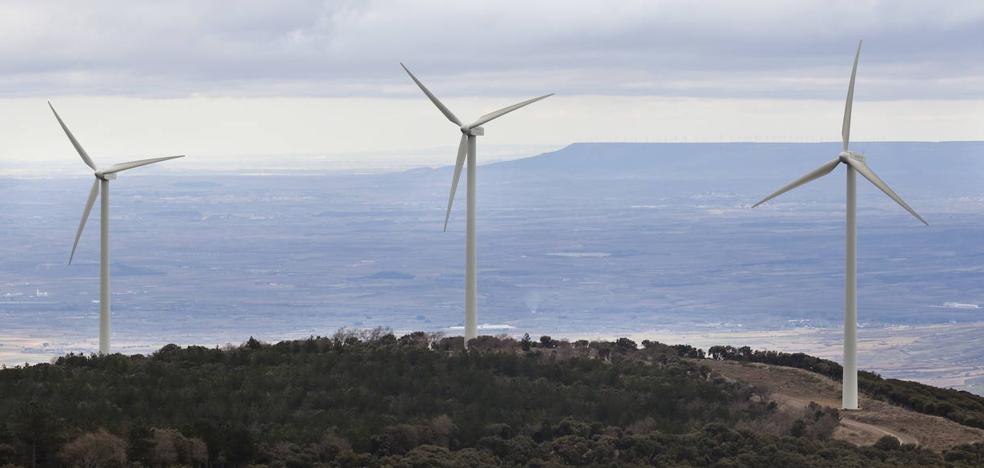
[700,359,984,451]
[2,332,984,467]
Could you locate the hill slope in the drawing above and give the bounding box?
[700,359,984,451]
[2,333,984,467]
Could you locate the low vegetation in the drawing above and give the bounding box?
[0,331,981,467]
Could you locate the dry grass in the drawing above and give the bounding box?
[696,359,984,451]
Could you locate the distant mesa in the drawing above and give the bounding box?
[469,141,984,190]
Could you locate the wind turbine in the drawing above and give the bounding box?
[400,63,552,347]
[50,102,184,355]
[752,41,927,410]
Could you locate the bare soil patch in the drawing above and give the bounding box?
[696,358,984,451]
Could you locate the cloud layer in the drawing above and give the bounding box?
[1,0,982,99]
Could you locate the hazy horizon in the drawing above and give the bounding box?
[4,138,983,178]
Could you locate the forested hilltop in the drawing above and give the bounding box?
[1,331,983,467]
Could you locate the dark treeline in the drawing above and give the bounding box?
[0,331,981,467]
[705,345,984,430]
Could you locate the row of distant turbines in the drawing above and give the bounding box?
[49,41,925,410]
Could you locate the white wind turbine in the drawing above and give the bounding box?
[50,102,184,355]
[752,41,927,410]
[401,63,552,346]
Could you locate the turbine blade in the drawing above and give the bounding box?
[845,158,928,225]
[101,155,185,175]
[470,94,553,128]
[842,40,862,151]
[69,179,100,264]
[753,159,841,207]
[49,102,97,171]
[444,134,468,231]
[400,63,462,126]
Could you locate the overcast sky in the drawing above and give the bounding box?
[1,0,982,172]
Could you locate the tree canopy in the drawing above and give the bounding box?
[0,330,981,467]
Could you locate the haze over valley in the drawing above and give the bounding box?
[3,141,983,393]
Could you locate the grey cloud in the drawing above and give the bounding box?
[0,0,981,99]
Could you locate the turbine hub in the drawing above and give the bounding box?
[460,125,484,136]
[838,151,864,163]
[94,172,116,181]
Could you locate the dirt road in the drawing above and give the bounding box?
[839,418,919,446]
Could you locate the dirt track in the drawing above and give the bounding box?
[696,359,984,451]
[839,418,919,446]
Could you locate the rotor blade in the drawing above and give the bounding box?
[470,94,553,128]
[400,63,462,126]
[842,40,862,151]
[69,179,100,264]
[49,101,97,171]
[844,158,928,225]
[443,134,468,231]
[753,159,841,207]
[101,155,185,175]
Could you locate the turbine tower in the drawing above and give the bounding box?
[50,102,184,355]
[400,63,552,347]
[752,41,927,410]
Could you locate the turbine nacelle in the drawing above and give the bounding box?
[461,126,484,136]
[838,151,864,163]
[94,172,117,181]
